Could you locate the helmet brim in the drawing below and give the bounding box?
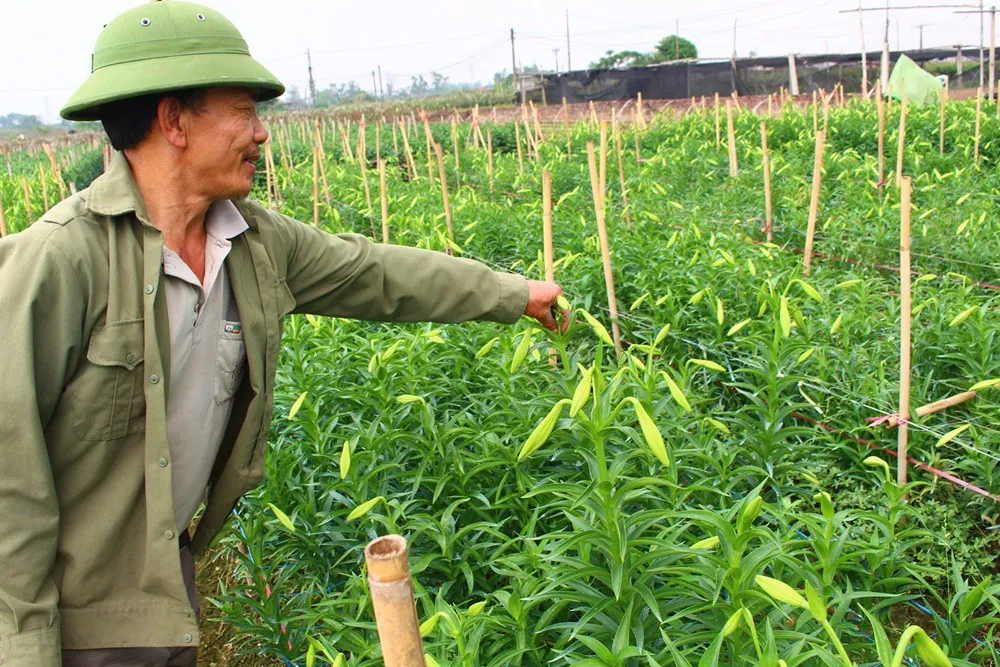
[60,52,285,121]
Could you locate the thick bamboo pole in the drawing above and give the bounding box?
[897,176,913,487]
[803,129,826,276]
[895,83,908,186]
[761,121,773,243]
[585,141,622,352]
[726,101,738,178]
[599,122,608,198]
[378,159,389,243]
[433,143,454,243]
[365,535,424,667]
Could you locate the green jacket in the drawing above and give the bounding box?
[0,152,529,665]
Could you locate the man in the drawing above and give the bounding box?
[0,2,562,665]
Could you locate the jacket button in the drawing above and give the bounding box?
[144,284,154,295]
[164,529,175,540]
[150,374,160,384]
[158,457,168,468]
[183,633,193,644]
[125,353,136,364]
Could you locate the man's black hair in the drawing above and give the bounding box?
[100,88,208,151]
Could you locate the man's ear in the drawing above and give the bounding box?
[156,96,188,150]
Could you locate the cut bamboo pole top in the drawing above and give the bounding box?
[365,534,410,583]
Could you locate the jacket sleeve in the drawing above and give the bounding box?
[0,229,86,666]
[265,211,529,324]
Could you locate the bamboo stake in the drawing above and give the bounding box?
[599,122,608,199]
[378,159,389,243]
[40,166,49,212]
[589,100,599,125]
[884,390,977,428]
[451,117,460,186]
[365,535,424,667]
[486,127,495,194]
[636,92,645,128]
[433,143,454,243]
[585,141,622,352]
[877,81,886,187]
[897,176,913,487]
[543,168,556,366]
[376,121,382,165]
[514,121,525,174]
[399,122,417,180]
[714,93,721,148]
[726,102,738,178]
[531,101,544,142]
[317,128,331,206]
[0,192,6,237]
[761,121,773,243]
[22,177,31,223]
[359,142,373,214]
[812,90,818,133]
[422,116,435,182]
[895,82,908,186]
[264,140,274,209]
[803,129,826,276]
[939,80,947,155]
[311,144,319,227]
[563,97,571,156]
[974,87,983,165]
[612,121,631,226]
[392,121,399,158]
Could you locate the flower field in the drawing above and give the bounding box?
[4,93,1000,665]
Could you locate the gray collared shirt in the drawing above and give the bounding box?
[161,200,249,531]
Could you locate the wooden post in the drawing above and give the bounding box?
[877,81,886,187]
[365,535,424,667]
[761,121,773,243]
[974,87,983,165]
[612,121,631,226]
[939,79,948,155]
[378,159,389,243]
[714,93,721,148]
[897,176,912,487]
[486,127,495,194]
[895,82,908,186]
[803,129,826,276]
[585,141,621,352]
[433,143,455,243]
[726,101,738,178]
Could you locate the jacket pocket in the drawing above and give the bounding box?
[214,320,246,405]
[72,319,146,441]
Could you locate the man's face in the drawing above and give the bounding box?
[183,87,267,201]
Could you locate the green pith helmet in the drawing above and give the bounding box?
[60,0,284,121]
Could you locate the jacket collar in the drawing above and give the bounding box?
[86,150,259,230]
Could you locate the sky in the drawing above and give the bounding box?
[1,0,991,121]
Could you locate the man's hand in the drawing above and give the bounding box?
[525,280,567,332]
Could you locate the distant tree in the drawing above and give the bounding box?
[0,113,43,129]
[653,35,698,62]
[590,50,653,69]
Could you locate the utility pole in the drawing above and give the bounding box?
[918,24,926,51]
[306,49,317,107]
[731,19,738,94]
[511,28,524,104]
[675,18,680,59]
[377,65,385,100]
[859,0,868,95]
[565,10,572,71]
[553,48,560,73]
[372,70,379,101]
[990,6,996,100]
